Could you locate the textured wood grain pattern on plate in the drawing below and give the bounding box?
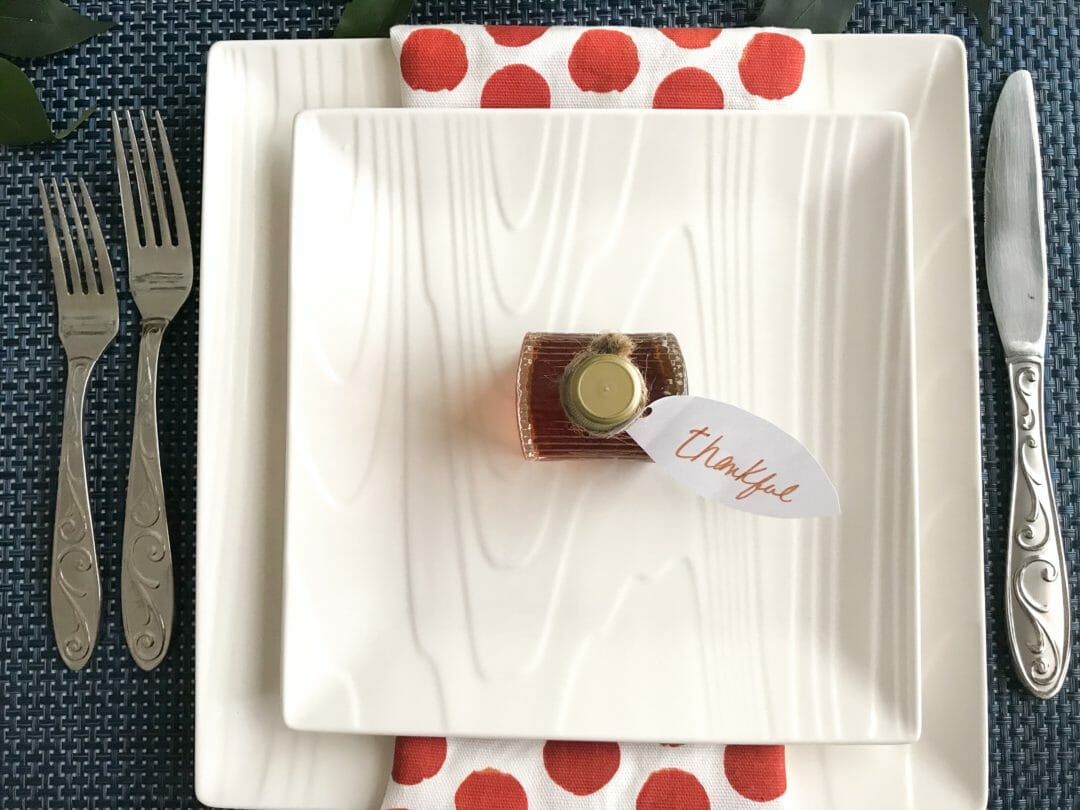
[282,108,919,745]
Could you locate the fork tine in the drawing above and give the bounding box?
[38,179,70,296]
[51,179,85,294]
[64,179,98,294]
[112,112,141,250]
[139,110,172,247]
[154,111,189,248]
[124,109,156,246]
[78,178,116,298]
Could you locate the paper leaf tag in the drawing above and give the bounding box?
[626,395,840,518]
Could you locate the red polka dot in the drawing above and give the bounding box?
[481,64,551,108]
[455,769,528,810]
[486,25,548,46]
[543,740,621,796]
[399,29,468,92]
[724,745,786,803]
[660,28,721,49]
[637,769,709,810]
[391,737,447,785]
[652,68,724,109]
[568,30,640,92]
[738,32,805,100]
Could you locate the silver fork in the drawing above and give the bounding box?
[39,177,119,671]
[112,110,192,670]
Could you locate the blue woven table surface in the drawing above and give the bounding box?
[1,1,1078,808]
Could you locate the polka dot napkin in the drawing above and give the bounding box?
[381,737,787,809]
[389,24,810,109]
[383,24,798,808]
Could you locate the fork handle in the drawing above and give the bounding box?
[1004,356,1072,698]
[121,319,174,670]
[52,358,102,670]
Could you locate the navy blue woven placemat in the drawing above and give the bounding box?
[1,1,1077,808]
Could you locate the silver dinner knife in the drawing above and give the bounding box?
[985,70,1072,699]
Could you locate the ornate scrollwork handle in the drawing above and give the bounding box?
[121,320,174,670]
[52,358,102,670]
[1005,357,1072,698]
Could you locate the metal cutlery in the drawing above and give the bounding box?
[39,177,119,671]
[112,110,192,671]
[985,69,1072,699]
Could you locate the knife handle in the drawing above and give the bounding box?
[121,320,174,670]
[1004,356,1072,698]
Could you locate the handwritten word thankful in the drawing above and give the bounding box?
[674,427,800,504]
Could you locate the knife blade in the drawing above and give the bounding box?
[985,69,1072,699]
[986,71,1049,355]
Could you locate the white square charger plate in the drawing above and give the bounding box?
[281,108,920,745]
[198,34,987,809]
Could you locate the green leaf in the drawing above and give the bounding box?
[0,0,110,58]
[756,0,859,33]
[0,57,91,145]
[964,0,993,45]
[334,0,413,38]
[0,0,110,59]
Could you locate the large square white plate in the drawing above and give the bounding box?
[198,35,986,809]
[281,108,919,745]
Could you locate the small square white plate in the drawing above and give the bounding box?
[281,108,919,745]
